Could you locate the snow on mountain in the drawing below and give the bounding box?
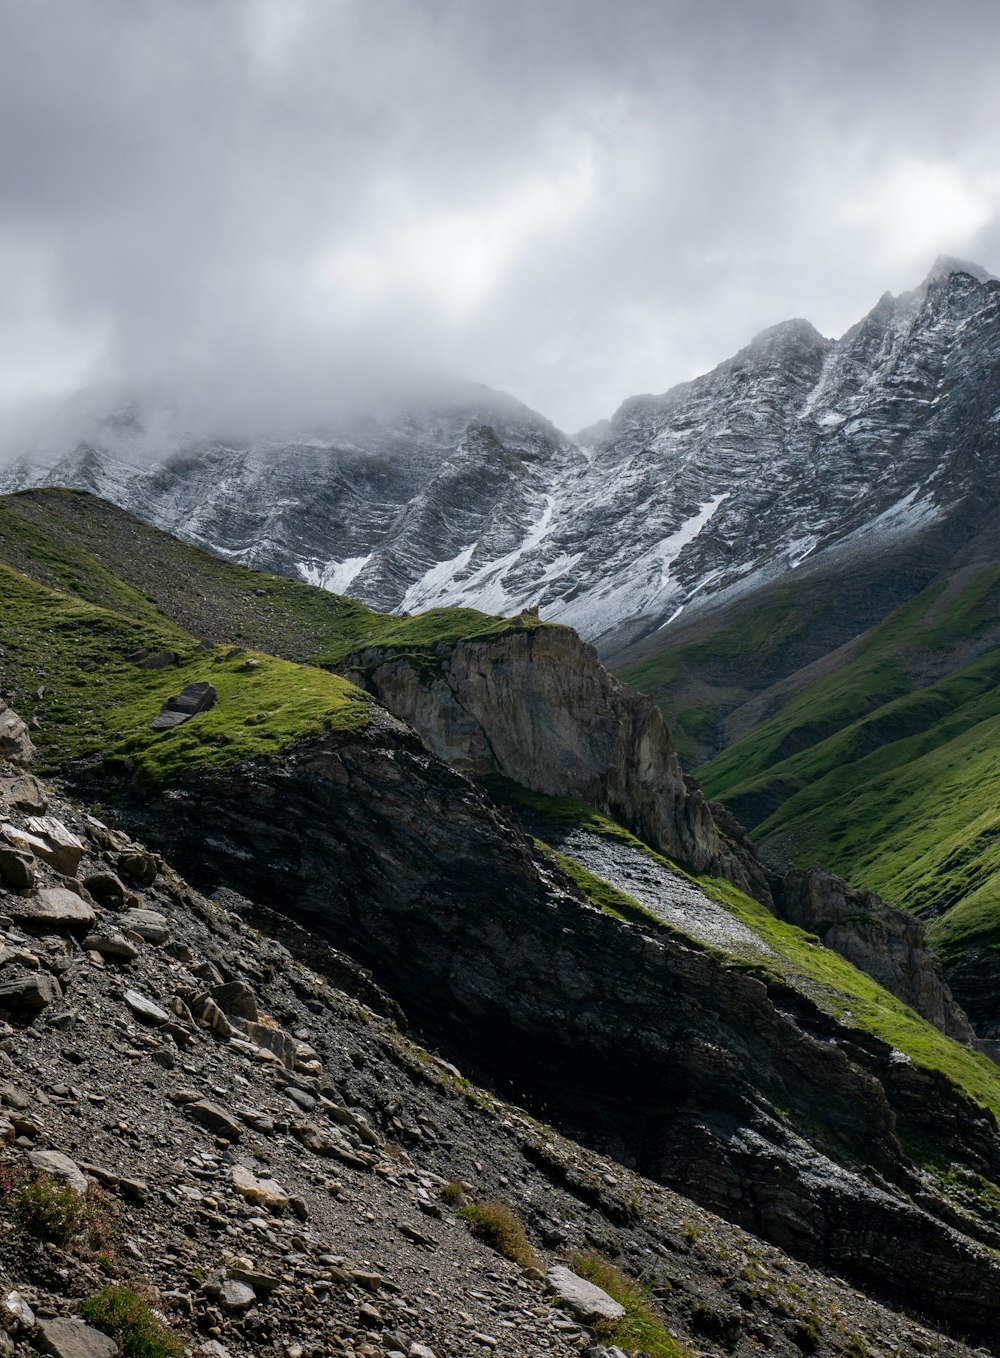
[3,262,1000,653]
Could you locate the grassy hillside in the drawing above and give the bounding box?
[0,563,371,787]
[618,561,1000,956]
[0,489,549,667]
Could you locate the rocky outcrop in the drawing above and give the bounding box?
[777,866,976,1043]
[339,624,772,902]
[92,717,1000,1341]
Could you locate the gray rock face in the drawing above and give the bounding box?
[341,624,770,901]
[110,713,1000,1338]
[0,699,35,764]
[778,867,975,1043]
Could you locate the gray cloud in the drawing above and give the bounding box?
[2,0,1000,442]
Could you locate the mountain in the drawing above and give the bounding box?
[5,491,1000,1350]
[3,260,1000,660]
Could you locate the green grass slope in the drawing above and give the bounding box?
[0,489,549,668]
[495,782,1000,1123]
[0,563,371,788]
[620,562,1000,956]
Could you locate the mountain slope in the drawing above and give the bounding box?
[1,753,990,1358]
[4,493,1000,1337]
[616,556,1000,1033]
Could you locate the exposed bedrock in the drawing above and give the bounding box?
[97,713,1000,1344]
[338,625,773,903]
[777,866,976,1044]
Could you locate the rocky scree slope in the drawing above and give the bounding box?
[2,551,1000,1340]
[3,262,1000,658]
[6,741,998,1358]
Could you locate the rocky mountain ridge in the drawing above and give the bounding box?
[3,262,999,660]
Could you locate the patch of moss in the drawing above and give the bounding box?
[457,1199,540,1268]
[80,1285,184,1358]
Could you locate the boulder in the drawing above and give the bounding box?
[0,971,62,1011]
[35,1318,118,1358]
[124,989,170,1026]
[28,1148,89,1195]
[0,699,35,764]
[184,1099,243,1140]
[83,872,127,909]
[546,1265,625,1322]
[231,1163,289,1210]
[139,650,177,670]
[0,774,46,813]
[15,816,86,874]
[0,845,35,889]
[6,886,96,931]
[117,851,158,887]
[208,979,258,1021]
[83,931,140,962]
[118,908,168,942]
[151,682,217,730]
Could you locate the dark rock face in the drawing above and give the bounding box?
[98,717,1000,1340]
[340,625,772,903]
[778,866,975,1042]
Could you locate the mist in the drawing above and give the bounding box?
[3,0,1000,455]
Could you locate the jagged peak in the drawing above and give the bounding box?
[922,255,997,288]
[746,316,830,356]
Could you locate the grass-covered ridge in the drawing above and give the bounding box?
[503,782,1000,1123]
[0,564,371,787]
[0,488,551,670]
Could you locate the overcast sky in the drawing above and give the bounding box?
[3,0,1000,439]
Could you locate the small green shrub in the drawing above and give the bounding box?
[570,1252,693,1357]
[80,1286,184,1358]
[457,1199,540,1268]
[13,1172,86,1247]
[441,1180,466,1204]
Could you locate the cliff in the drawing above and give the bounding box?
[338,625,772,903]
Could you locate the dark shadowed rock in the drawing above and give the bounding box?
[83,871,128,909]
[777,866,975,1043]
[151,681,217,729]
[0,971,61,1011]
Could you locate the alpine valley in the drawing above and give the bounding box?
[2,260,1000,1358]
